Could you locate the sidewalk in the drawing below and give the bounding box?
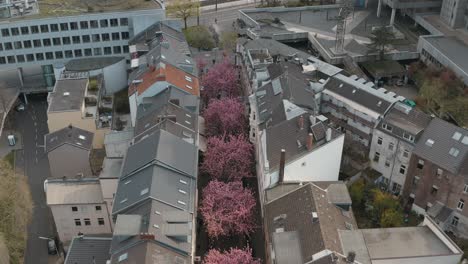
[200,0,255,11]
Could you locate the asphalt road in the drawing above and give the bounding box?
[15,95,55,264]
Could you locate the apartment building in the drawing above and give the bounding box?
[321,74,404,149]
[47,72,112,148]
[128,21,199,126]
[403,118,468,238]
[44,125,94,179]
[369,102,431,195]
[45,179,112,246]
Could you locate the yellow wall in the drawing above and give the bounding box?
[47,111,109,149]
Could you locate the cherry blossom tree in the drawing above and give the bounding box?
[204,247,260,264]
[201,60,239,101]
[200,181,256,238]
[201,135,254,181]
[203,98,246,137]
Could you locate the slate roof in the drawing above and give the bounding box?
[379,102,431,142]
[324,77,392,115]
[65,236,112,264]
[120,129,198,178]
[110,240,189,264]
[45,126,94,153]
[427,202,454,223]
[265,182,357,263]
[48,78,88,112]
[412,118,468,174]
[243,38,310,61]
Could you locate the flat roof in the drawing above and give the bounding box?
[424,36,468,76]
[48,78,88,112]
[65,57,125,72]
[3,0,161,21]
[46,180,103,205]
[361,226,452,258]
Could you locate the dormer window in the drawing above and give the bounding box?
[425,139,434,147]
[382,123,393,132]
[452,132,462,140]
[403,133,414,142]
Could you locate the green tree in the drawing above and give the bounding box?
[349,179,366,207]
[367,27,395,60]
[184,26,215,50]
[371,189,400,218]
[419,78,445,114]
[220,31,238,51]
[380,208,404,227]
[166,0,200,29]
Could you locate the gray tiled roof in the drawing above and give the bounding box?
[45,125,94,153]
[48,78,88,112]
[324,77,392,115]
[65,236,112,264]
[121,129,198,178]
[412,118,468,174]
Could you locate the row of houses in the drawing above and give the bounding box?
[239,37,467,263]
[39,20,201,263]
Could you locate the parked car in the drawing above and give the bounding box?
[47,239,57,255]
[15,103,25,112]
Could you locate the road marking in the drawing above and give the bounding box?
[35,157,38,164]
[34,122,37,127]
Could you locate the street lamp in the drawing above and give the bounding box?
[38,236,58,256]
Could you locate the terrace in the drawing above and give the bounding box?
[83,75,113,129]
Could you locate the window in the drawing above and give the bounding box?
[1,28,9,36]
[65,50,73,58]
[70,22,78,30]
[121,32,130,40]
[31,25,39,34]
[84,218,91,226]
[113,46,121,54]
[98,218,105,225]
[118,253,128,262]
[453,131,462,140]
[100,19,108,27]
[16,55,25,63]
[55,51,63,59]
[52,38,61,46]
[112,32,120,40]
[11,27,19,35]
[377,137,383,145]
[464,184,468,194]
[72,206,78,212]
[388,142,394,151]
[33,39,41,48]
[74,219,81,226]
[417,159,424,169]
[123,45,129,53]
[90,20,99,28]
[92,34,100,42]
[0,43,2,51]
[45,52,53,60]
[120,18,128,26]
[104,47,112,55]
[93,48,102,56]
[7,56,15,63]
[36,53,44,61]
[385,159,390,167]
[40,24,49,33]
[14,41,22,49]
[458,199,465,210]
[60,23,69,31]
[436,168,443,179]
[62,37,71,45]
[26,54,34,62]
[0,57,5,65]
[452,216,459,227]
[74,49,82,57]
[392,183,401,195]
[399,165,406,174]
[185,76,193,82]
[110,18,118,27]
[403,149,409,158]
[449,147,460,157]
[80,21,89,29]
[82,35,91,43]
[23,40,32,48]
[84,48,92,56]
[21,26,29,35]
[50,24,59,32]
[72,36,80,44]
[431,185,438,195]
[382,123,393,132]
[373,152,380,162]
[102,33,110,41]
[95,205,102,211]
[43,38,51,47]
[4,42,13,50]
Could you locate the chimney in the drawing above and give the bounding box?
[346,251,356,263]
[307,133,313,150]
[298,115,304,130]
[278,149,286,185]
[326,128,332,142]
[139,233,155,240]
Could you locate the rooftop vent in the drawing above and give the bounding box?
[425,139,435,147]
[63,92,70,96]
[78,135,86,140]
[377,101,382,107]
[352,89,356,94]
[346,251,356,263]
[312,212,319,222]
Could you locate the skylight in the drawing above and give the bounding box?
[462,136,468,145]
[140,188,149,196]
[425,139,435,147]
[449,147,460,157]
[452,132,462,141]
[78,135,86,140]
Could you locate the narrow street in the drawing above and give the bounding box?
[15,95,56,264]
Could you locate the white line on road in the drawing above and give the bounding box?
[35,157,38,164]
[34,122,37,127]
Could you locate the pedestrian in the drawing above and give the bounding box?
[215,18,217,24]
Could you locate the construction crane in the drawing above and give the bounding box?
[334,0,354,52]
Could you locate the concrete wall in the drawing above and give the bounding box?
[47,111,108,148]
[48,144,92,178]
[440,0,467,28]
[99,178,118,229]
[371,255,461,264]
[51,202,112,244]
[86,58,127,95]
[267,134,344,187]
[105,139,129,158]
